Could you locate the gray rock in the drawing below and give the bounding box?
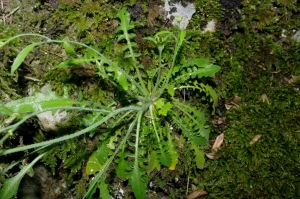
[292,30,300,42]
[163,0,195,29]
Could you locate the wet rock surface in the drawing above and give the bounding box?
[18,164,69,199]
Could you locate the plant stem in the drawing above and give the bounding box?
[149,105,161,143]
[152,48,163,95]
[123,30,148,97]
[0,106,142,155]
[157,29,186,99]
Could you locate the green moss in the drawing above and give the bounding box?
[203,83,300,198]
[0,25,23,100]
[192,0,224,24]
[178,0,300,198]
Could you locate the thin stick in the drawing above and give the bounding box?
[5,6,19,18]
[1,0,4,24]
[186,175,190,195]
[24,76,41,82]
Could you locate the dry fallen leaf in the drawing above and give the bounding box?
[271,70,281,74]
[185,190,208,199]
[225,104,233,110]
[212,117,226,125]
[283,77,290,83]
[205,153,219,159]
[250,72,256,78]
[224,96,241,110]
[283,76,298,84]
[289,75,298,84]
[250,134,262,145]
[212,132,224,153]
[258,65,266,70]
[233,96,241,103]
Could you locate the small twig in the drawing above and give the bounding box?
[24,76,41,82]
[186,175,189,195]
[230,102,239,107]
[1,0,4,24]
[5,6,19,18]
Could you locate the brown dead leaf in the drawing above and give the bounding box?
[289,75,298,84]
[250,72,257,78]
[218,117,226,124]
[233,96,241,103]
[224,96,241,110]
[225,104,233,110]
[205,153,219,159]
[271,70,281,74]
[212,132,224,153]
[283,77,290,83]
[283,76,298,84]
[185,190,208,199]
[250,134,262,145]
[211,119,218,124]
[212,117,226,125]
[258,65,266,70]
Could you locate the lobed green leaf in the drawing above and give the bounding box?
[116,150,131,180]
[99,178,110,199]
[147,150,160,173]
[175,64,221,82]
[129,164,147,199]
[192,144,205,169]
